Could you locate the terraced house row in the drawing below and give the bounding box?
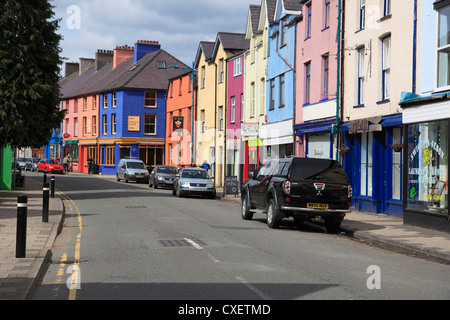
[51,0,449,232]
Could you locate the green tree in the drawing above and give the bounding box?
[0,0,65,149]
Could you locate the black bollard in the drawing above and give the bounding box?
[16,195,28,258]
[42,182,49,222]
[43,173,47,184]
[50,176,55,198]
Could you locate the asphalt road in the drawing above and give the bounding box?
[30,172,450,301]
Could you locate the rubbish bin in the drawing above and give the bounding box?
[13,174,25,189]
[89,164,99,174]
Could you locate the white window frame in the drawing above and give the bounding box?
[357,47,365,106]
[231,96,236,123]
[436,5,450,91]
[382,36,391,100]
[233,57,242,76]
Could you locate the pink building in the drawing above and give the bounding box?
[226,52,245,184]
[294,0,339,159]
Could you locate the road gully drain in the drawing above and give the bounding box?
[125,205,147,209]
[158,238,207,248]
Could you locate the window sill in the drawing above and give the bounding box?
[376,99,390,105]
[321,26,329,32]
[304,36,311,41]
[379,14,392,22]
[355,28,365,34]
[353,104,365,108]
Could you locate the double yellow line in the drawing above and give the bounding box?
[57,191,83,300]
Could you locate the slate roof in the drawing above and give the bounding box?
[266,0,277,24]
[282,0,303,12]
[217,32,250,52]
[59,49,188,99]
[249,5,262,35]
[195,41,215,65]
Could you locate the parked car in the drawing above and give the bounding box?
[172,167,216,198]
[25,158,40,171]
[15,157,29,170]
[37,159,64,174]
[116,158,150,183]
[241,157,352,233]
[149,165,177,189]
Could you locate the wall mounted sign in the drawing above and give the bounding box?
[128,116,140,131]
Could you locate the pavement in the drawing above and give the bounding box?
[0,174,449,300]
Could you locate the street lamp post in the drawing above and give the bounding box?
[169,63,196,166]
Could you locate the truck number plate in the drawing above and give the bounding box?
[307,203,329,209]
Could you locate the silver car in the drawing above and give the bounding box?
[116,158,150,183]
[172,167,216,198]
[149,165,177,189]
[25,158,40,171]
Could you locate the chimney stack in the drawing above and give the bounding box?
[113,45,134,68]
[95,49,114,70]
[79,58,95,75]
[65,62,79,77]
[134,40,161,63]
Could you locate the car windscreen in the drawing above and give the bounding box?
[47,160,57,164]
[32,159,40,163]
[181,170,208,179]
[157,167,177,174]
[17,158,26,162]
[289,158,348,183]
[127,162,146,169]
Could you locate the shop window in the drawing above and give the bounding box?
[407,121,448,215]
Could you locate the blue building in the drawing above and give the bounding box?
[261,0,302,159]
[96,41,189,174]
[59,40,188,175]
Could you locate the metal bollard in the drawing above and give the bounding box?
[50,176,55,198]
[43,173,47,184]
[42,182,49,223]
[16,195,28,258]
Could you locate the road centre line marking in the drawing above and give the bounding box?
[184,238,203,250]
[235,276,272,300]
[206,253,220,263]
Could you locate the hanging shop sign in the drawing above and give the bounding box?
[173,116,184,131]
[349,116,382,134]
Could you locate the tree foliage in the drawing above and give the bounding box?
[0,0,65,149]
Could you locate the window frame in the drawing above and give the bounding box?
[144,91,157,108]
[144,114,157,135]
[436,5,450,91]
[305,62,311,105]
[381,35,391,101]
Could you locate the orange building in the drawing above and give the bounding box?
[165,70,196,167]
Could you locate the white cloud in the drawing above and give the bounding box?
[52,0,257,73]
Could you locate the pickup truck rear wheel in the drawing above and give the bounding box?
[267,199,280,229]
[241,195,253,220]
[325,219,341,233]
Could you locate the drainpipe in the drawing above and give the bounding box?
[335,0,342,161]
[412,0,417,94]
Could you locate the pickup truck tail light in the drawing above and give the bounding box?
[348,185,352,198]
[282,181,291,195]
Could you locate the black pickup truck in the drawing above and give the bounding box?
[241,157,352,233]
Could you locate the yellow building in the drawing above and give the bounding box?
[242,1,275,176]
[194,33,249,186]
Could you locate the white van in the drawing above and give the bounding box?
[116,158,150,183]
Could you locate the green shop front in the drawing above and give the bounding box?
[402,95,450,233]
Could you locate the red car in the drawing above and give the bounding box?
[37,159,64,174]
